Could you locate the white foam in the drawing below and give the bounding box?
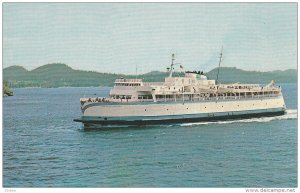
[180,109,297,127]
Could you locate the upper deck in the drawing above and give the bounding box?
[80,54,283,105]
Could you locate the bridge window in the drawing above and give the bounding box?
[138,95,153,100]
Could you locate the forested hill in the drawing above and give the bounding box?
[206,67,297,84]
[3,63,297,88]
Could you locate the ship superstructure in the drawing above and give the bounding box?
[74,54,286,128]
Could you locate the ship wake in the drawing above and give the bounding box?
[179,109,297,127]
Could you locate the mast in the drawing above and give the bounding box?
[216,46,223,84]
[135,65,137,80]
[169,54,175,77]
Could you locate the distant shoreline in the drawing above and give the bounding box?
[3,63,297,75]
[9,82,296,89]
[4,63,297,88]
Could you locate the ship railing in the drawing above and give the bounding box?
[112,99,155,103]
[137,99,154,102]
[80,93,281,105]
[151,93,281,102]
[80,97,141,104]
[143,82,165,86]
[115,79,143,83]
[80,97,111,104]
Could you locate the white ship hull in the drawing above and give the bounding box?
[74,54,287,128]
[74,96,286,128]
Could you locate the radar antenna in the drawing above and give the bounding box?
[167,54,182,77]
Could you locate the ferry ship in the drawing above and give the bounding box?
[74,54,286,128]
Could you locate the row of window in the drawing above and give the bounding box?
[143,102,274,111]
[111,92,279,100]
[111,95,132,99]
[138,95,153,99]
[115,83,141,86]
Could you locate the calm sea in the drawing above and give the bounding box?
[3,83,297,187]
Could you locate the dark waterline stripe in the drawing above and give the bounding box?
[74,109,285,127]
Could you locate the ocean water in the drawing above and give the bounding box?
[3,83,297,187]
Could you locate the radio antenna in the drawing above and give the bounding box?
[135,65,138,80]
[216,46,223,84]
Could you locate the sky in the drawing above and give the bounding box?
[3,3,297,74]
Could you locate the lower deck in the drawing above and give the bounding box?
[82,96,285,117]
[74,107,286,128]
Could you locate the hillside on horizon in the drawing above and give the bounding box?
[3,63,297,88]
